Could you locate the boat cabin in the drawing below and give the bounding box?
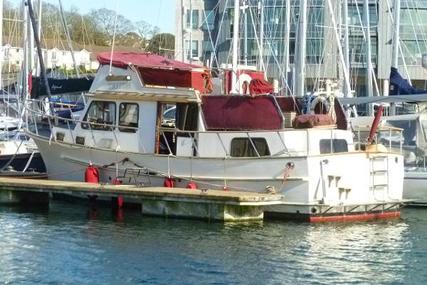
[49,52,355,159]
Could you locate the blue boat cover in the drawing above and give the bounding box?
[390,67,426,95]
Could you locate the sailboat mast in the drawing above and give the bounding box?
[231,0,240,94]
[0,0,3,90]
[295,0,307,97]
[283,0,291,95]
[392,0,401,68]
[27,0,51,98]
[243,0,248,65]
[189,0,192,61]
[363,0,373,115]
[22,0,29,98]
[342,0,350,97]
[35,0,42,76]
[259,0,264,73]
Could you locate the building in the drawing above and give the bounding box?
[2,45,97,73]
[175,0,427,96]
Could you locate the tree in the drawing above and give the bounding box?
[146,33,175,56]
[89,8,134,44]
[116,32,144,49]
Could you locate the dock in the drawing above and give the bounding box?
[0,177,283,222]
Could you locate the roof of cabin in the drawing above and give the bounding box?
[97,52,206,71]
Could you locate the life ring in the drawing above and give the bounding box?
[237,73,252,94]
[309,96,330,115]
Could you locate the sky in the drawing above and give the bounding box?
[11,0,176,33]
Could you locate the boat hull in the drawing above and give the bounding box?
[403,170,427,206]
[0,152,46,174]
[29,133,404,221]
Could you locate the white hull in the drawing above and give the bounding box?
[403,169,427,206]
[31,134,404,217]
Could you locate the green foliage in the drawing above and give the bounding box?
[146,33,175,56]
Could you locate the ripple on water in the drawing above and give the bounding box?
[0,205,426,284]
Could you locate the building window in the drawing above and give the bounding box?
[319,139,348,154]
[230,138,270,157]
[202,10,215,30]
[185,40,199,59]
[119,103,139,133]
[82,101,116,131]
[186,9,199,29]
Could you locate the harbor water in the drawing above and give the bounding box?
[1,202,427,284]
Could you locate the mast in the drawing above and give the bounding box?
[363,0,373,115]
[0,0,3,90]
[283,0,291,95]
[392,0,401,68]
[342,0,350,97]
[189,0,192,61]
[258,0,264,73]
[58,0,80,77]
[295,0,307,97]
[231,0,240,94]
[181,0,185,61]
[28,0,34,74]
[35,0,42,76]
[243,0,248,65]
[22,0,29,98]
[326,0,352,98]
[27,0,51,98]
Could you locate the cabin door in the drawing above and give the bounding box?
[139,101,157,153]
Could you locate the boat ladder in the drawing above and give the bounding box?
[369,155,389,194]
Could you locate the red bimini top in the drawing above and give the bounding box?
[97,52,213,94]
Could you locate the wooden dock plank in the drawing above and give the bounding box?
[0,177,283,206]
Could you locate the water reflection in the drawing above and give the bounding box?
[0,204,426,284]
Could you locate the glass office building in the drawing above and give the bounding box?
[175,0,427,94]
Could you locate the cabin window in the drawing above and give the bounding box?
[82,101,116,131]
[119,103,139,132]
[230,138,270,157]
[176,103,198,131]
[319,139,348,154]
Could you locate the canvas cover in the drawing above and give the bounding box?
[201,95,283,130]
[97,52,212,94]
[292,114,335,129]
[390,67,426,95]
[249,79,274,95]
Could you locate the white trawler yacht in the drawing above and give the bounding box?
[25,52,404,221]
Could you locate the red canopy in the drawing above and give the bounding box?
[97,52,212,94]
[97,52,204,70]
[201,95,283,130]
